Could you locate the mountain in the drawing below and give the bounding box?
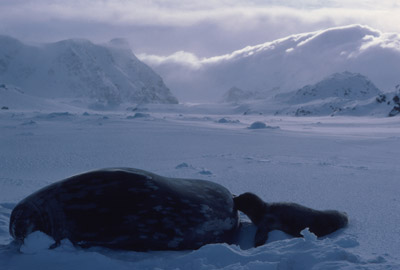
[260,72,398,117]
[278,72,381,104]
[0,36,178,107]
[141,25,400,102]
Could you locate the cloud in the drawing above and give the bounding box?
[359,32,400,52]
[1,1,399,26]
[138,51,202,69]
[1,0,400,57]
[140,24,400,72]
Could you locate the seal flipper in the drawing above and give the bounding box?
[254,224,270,247]
[253,215,278,247]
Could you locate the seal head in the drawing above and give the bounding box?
[234,192,348,247]
[9,201,47,242]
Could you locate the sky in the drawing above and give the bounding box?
[1,0,400,58]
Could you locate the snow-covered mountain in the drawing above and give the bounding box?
[240,72,400,117]
[275,72,377,116]
[278,72,400,117]
[382,85,400,117]
[0,35,178,107]
[141,25,400,102]
[279,72,381,104]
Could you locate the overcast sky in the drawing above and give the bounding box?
[1,0,399,57]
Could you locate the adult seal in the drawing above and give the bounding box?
[234,192,348,247]
[10,168,239,251]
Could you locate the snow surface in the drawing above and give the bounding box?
[0,35,178,107]
[140,25,400,102]
[1,101,400,269]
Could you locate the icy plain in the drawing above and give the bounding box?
[0,101,400,270]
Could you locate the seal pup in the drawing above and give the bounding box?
[234,192,348,247]
[10,168,240,251]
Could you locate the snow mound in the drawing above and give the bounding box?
[175,162,192,169]
[0,35,178,107]
[126,113,151,119]
[217,118,240,124]
[248,121,279,130]
[174,162,213,176]
[300,227,318,241]
[20,231,55,254]
[248,121,267,129]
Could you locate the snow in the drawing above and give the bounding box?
[0,35,178,106]
[2,70,398,118]
[1,101,400,269]
[223,72,400,117]
[4,229,390,270]
[140,25,400,102]
[273,71,390,116]
[19,231,56,255]
[282,72,381,103]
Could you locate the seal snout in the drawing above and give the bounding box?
[339,211,349,227]
[233,192,266,225]
[9,202,43,242]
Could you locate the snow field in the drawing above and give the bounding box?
[1,103,400,269]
